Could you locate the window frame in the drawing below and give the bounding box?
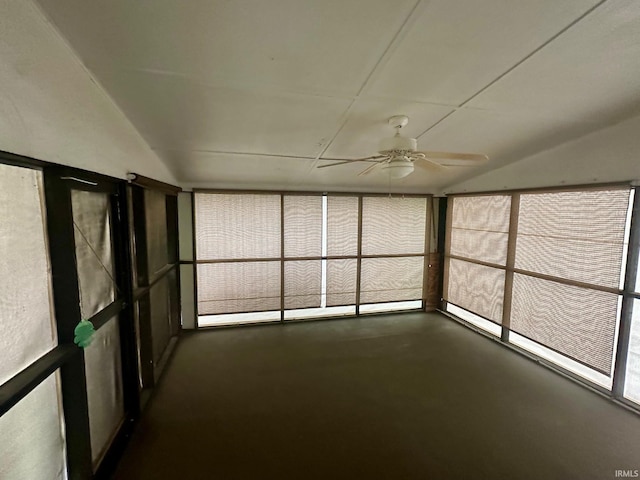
[441,182,640,413]
[191,190,433,326]
[0,151,182,479]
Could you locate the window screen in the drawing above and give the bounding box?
[195,193,280,260]
[624,299,640,404]
[449,195,511,265]
[515,190,629,288]
[195,193,282,317]
[326,259,357,307]
[446,258,505,323]
[149,276,171,364]
[511,274,620,374]
[0,373,66,480]
[84,315,125,466]
[359,196,427,307]
[284,260,321,309]
[284,195,322,258]
[145,189,169,279]
[197,261,281,315]
[360,256,424,304]
[71,190,116,319]
[327,195,358,257]
[509,189,630,375]
[361,197,426,255]
[0,165,57,385]
[195,192,429,319]
[444,188,631,378]
[444,195,510,326]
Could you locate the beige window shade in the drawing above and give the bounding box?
[0,373,66,480]
[445,258,505,323]
[145,189,169,279]
[327,195,359,257]
[84,315,125,467]
[360,256,423,304]
[71,190,116,319]
[326,258,357,306]
[284,260,321,309]
[450,195,511,265]
[284,195,322,258]
[0,165,57,385]
[362,197,427,255]
[511,273,620,374]
[515,189,630,288]
[149,276,171,364]
[195,193,281,260]
[197,261,281,315]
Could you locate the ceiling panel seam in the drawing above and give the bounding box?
[152,148,317,161]
[310,99,357,169]
[416,0,609,142]
[310,0,429,169]
[354,0,425,97]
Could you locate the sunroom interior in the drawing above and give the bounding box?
[2,0,640,479]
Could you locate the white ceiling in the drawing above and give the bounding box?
[34,0,640,193]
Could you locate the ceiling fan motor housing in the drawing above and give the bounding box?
[378,134,417,154]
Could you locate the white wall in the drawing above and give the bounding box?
[0,0,176,183]
[445,114,640,194]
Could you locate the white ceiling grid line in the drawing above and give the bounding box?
[309,0,425,172]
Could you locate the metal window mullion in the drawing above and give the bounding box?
[191,192,199,327]
[0,345,77,417]
[613,188,640,398]
[501,193,520,342]
[441,197,454,307]
[422,196,432,310]
[355,196,363,315]
[43,167,93,480]
[280,194,285,322]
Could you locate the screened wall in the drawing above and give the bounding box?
[0,153,182,480]
[444,185,639,405]
[0,163,66,480]
[127,178,181,390]
[194,192,431,326]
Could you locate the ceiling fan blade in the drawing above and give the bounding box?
[358,163,381,176]
[317,160,359,169]
[317,154,386,168]
[416,151,489,162]
[415,157,446,170]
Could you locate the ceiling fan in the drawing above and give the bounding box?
[318,115,488,179]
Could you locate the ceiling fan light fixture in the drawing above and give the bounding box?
[383,158,414,179]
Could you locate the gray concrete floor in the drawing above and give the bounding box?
[114,312,640,480]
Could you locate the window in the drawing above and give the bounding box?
[444,195,511,335]
[84,315,125,466]
[360,196,427,312]
[2,158,183,478]
[624,190,640,405]
[194,192,431,325]
[0,373,66,480]
[625,299,640,403]
[71,190,116,319]
[0,164,66,478]
[510,189,630,378]
[0,165,58,384]
[444,187,633,388]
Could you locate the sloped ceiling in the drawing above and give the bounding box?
[0,0,177,183]
[34,0,640,193]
